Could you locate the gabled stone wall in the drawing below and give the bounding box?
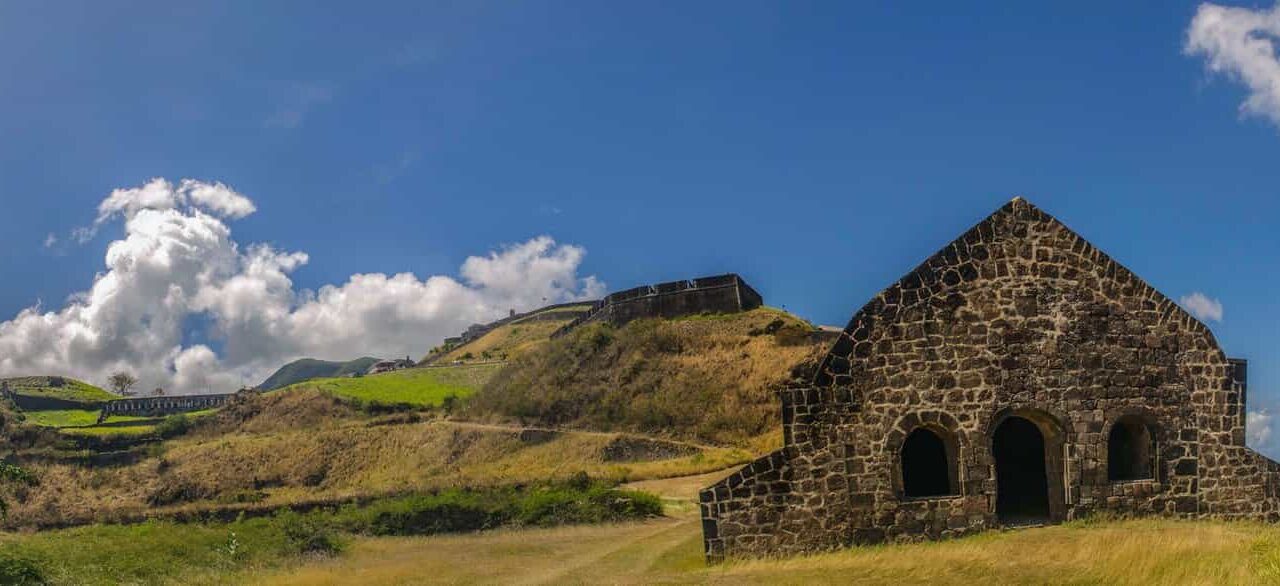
[700,198,1276,562]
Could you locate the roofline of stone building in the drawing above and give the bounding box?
[812,196,1227,387]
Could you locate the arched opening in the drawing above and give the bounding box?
[993,416,1050,523]
[901,427,953,497]
[1108,416,1154,481]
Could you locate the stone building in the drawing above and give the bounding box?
[700,198,1274,561]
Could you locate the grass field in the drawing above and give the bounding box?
[1,376,118,402]
[277,364,502,407]
[21,410,152,429]
[430,306,588,365]
[6,474,1278,585]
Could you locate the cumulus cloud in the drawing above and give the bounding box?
[1179,291,1224,322]
[1249,409,1274,449]
[43,233,57,249]
[0,179,604,394]
[1186,2,1280,127]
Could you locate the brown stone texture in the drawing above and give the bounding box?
[700,198,1275,562]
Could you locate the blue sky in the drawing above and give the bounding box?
[1,2,1279,445]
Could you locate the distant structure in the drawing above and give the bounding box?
[700,198,1271,561]
[551,274,764,338]
[99,392,232,421]
[367,357,416,375]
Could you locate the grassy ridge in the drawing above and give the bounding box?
[1,376,118,403]
[277,364,502,408]
[469,308,828,445]
[257,358,381,391]
[429,307,589,365]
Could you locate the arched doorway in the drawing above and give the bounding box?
[993,416,1050,524]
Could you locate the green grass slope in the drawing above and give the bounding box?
[1,376,118,403]
[277,364,503,408]
[467,308,831,446]
[257,358,381,391]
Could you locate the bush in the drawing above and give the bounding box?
[155,414,191,438]
[274,510,343,556]
[334,484,661,537]
[0,552,46,585]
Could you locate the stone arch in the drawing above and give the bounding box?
[886,410,963,499]
[1105,410,1160,482]
[986,405,1071,523]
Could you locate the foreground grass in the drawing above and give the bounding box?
[251,516,1280,585]
[0,484,661,585]
[279,364,502,408]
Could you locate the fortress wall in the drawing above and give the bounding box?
[553,274,763,338]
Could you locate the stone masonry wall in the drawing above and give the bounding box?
[552,274,763,338]
[701,198,1278,561]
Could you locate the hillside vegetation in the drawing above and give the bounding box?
[468,308,829,446]
[426,303,592,365]
[258,358,380,391]
[1,376,118,404]
[276,364,502,408]
[0,390,748,529]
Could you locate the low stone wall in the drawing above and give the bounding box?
[552,274,764,338]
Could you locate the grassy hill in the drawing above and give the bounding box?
[258,358,381,391]
[467,308,830,446]
[1,376,118,404]
[424,303,594,365]
[276,364,502,408]
[0,389,748,530]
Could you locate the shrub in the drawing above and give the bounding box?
[274,510,343,556]
[155,414,191,438]
[0,552,46,585]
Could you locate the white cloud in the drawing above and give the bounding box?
[1186,3,1280,127]
[0,179,604,394]
[264,82,334,129]
[1249,409,1274,448]
[1179,291,1224,322]
[73,178,258,243]
[43,233,57,249]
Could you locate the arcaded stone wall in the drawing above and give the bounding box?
[101,393,231,417]
[700,198,1277,561]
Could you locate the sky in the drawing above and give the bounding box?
[1,2,1279,449]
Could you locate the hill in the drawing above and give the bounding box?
[0,376,118,404]
[257,357,381,390]
[467,307,832,446]
[423,303,594,365]
[275,363,503,408]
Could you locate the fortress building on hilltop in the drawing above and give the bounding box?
[700,198,1272,561]
[552,273,763,338]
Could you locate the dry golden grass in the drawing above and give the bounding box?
[470,308,829,446]
[437,318,574,364]
[244,512,1280,585]
[0,397,750,528]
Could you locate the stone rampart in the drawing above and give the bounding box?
[552,274,763,338]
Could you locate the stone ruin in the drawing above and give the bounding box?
[700,198,1275,561]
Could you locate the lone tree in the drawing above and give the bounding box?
[108,371,139,396]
